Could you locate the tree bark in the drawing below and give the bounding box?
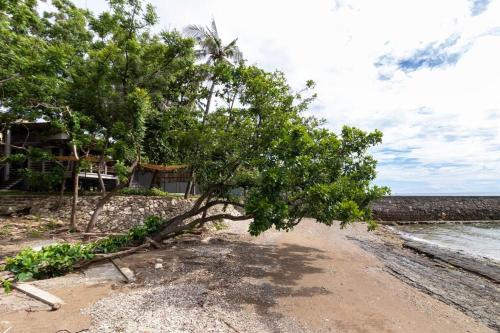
[183,78,216,199]
[154,211,251,242]
[84,160,138,235]
[202,80,216,125]
[69,160,79,231]
[153,196,247,242]
[74,242,152,269]
[184,168,194,199]
[56,176,66,209]
[96,161,106,194]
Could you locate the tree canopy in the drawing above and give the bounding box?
[0,0,389,238]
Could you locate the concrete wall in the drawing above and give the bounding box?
[371,196,500,221]
[0,195,239,232]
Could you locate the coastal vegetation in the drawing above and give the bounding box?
[0,0,388,288]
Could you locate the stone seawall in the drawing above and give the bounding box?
[372,196,500,221]
[0,195,238,232]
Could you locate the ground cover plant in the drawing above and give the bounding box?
[1,216,162,291]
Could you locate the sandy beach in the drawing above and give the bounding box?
[1,218,496,332]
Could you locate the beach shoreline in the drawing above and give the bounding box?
[1,219,497,332]
[352,223,500,331]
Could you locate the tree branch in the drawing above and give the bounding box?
[158,213,252,241]
[0,73,20,85]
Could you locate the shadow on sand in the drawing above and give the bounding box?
[123,237,332,330]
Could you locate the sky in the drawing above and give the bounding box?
[69,0,500,194]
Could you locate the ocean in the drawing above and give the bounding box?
[394,222,500,262]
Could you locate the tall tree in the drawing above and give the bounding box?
[74,0,198,233]
[0,0,94,231]
[183,19,243,197]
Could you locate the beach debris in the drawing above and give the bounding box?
[110,259,134,283]
[13,283,64,310]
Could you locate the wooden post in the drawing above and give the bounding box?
[150,170,158,189]
[3,128,11,182]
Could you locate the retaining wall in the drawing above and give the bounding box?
[0,195,237,232]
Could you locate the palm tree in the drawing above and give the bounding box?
[182,19,243,198]
[184,19,243,120]
[185,18,243,65]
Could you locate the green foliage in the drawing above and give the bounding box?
[2,216,163,291]
[185,63,390,235]
[20,166,64,192]
[3,243,95,282]
[2,279,12,293]
[120,187,170,197]
[91,216,162,253]
[1,0,389,240]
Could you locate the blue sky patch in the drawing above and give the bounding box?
[375,34,467,78]
[397,35,462,72]
[470,0,491,16]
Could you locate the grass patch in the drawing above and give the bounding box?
[119,187,179,197]
[0,225,12,238]
[212,220,228,231]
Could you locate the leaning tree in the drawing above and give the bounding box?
[150,64,389,241]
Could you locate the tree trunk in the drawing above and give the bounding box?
[150,170,158,189]
[152,193,247,242]
[183,78,216,199]
[84,160,138,234]
[97,161,106,194]
[202,193,212,219]
[184,168,194,199]
[202,81,216,125]
[56,176,66,209]
[69,161,79,231]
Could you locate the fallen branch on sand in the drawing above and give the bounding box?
[74,242,152,269]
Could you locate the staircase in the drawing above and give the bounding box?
[0,177,22,190]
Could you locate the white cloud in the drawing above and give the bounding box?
[70,0,500,194]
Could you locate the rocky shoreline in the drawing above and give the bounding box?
[350,226,500,331]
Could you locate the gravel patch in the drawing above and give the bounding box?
[87,283,304,332]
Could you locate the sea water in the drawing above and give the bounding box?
[395,223,500,262]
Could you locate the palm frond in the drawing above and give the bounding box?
[210,18,219,39]
[184,24,210,42]
[186,19,243,64]
[224,39,243,63]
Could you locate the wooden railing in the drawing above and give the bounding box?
[26,160,117,176]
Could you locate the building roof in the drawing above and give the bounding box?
[139,163,188,172]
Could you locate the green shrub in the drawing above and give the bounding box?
[3,243,95,282]
[91,215,163,253]
[20,167,64,192]
[119,187,170,197]
[1,216,164,292]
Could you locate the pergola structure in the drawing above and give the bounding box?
[137,163,191,191]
